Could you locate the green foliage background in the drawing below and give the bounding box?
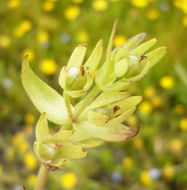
[0,0,187,189]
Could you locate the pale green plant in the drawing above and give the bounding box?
[21,20,166,190]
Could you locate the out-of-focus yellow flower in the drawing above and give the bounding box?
[152,96,163,108]
[22,49,35,61]
[25,113,35,124]
[140,171,152,187]
[170,138,183,152]
[175,104,184,115]
[131,0,151,8]
[0,36,10,48]
[73,0,84,3]
[17,141,29,153]
[61,173,77,188]
[114,35,126,47]
[42,1,55,11]
[139,101,152,114]
[64,6,80,20]
[0,165,2,175]
[160,76,174,89]
[12,131,26,147]
[147,10,159,20]
[179,118,187,130]
[6,147,15,161]
[134,138,144,148]
[175,0,187,14]
[76,31,88,43]
[24,152,37,170]
[122,157,133,168]
[1,105,9,115]
[8,0,20,9]
[27,174,37,186]
[24,125,33,135]
[182,16,187,27]
[14,20,32,38]
[92,0,108,11]
[163,164,174,180]
[40,59,57,75]
[126,115,138,126]
[144,86,155,99]
[37,31,49,44]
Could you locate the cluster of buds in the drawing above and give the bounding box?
[21,20,166,170]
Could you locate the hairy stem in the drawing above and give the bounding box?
[34,165,49,190]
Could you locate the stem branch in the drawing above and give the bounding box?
[34,165,49,190]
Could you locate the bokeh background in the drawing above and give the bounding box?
[0,0,187,189]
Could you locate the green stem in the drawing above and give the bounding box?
[74,86,101,119]
[34,165,49,190]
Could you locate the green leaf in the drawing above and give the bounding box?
[106,107,136,126]
[59,144,87,159]
[115,33,147,62]
[74,122,138,142]
[87,110,109,126]
[66,44,87,70]
[84,39,103,72]
[90,91,129,109]
[49,130,73,143]
[21,56,70,125]
[130,38,157,56]
[36,113,49,148]
[111,96,142,116]
[114,58,128,77]
[145,47,167,68]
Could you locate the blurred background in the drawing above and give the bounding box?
[0,0,187,189]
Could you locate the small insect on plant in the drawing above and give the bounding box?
[21,19,166,190]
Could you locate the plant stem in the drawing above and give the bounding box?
[34,165,49,190]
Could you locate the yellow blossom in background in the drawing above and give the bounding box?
[61,173,77,189]
[27,174,37,186]
[152,96,163,108]
[64,6,80,20]
[24,113,35,124]
[24,125,33,135]
[1,105,9,116]
[126,115,138,126]
[144,86,155,99]
[182,16,187,27]
[73,0,84,3]
[174,104,184,115]
[76,31,88,43]
[37,31,49,44]
[5,147,15,161]
[139,101,152,114]
[147,9,159,20]
[24,152,37,170]
[42,1,55,11]
[17,140,29,153]
[8,0,20,9]
[140,171,152,187]
[14,20,32,38]
[131,0,151,8]
[160,76,174,89]
[0,35,10,48]
[179,118,187,130]
[0,165,2,175]
[163,164,174,180]
[12,131,26,147]
[22,49,35,61]
[134,138,144,149]
[114,35,126,47]
[92,0,108,11]
[170,138,183,152]
[122,157,133,168]
[175,0,187,14]
[40,59,57,75]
